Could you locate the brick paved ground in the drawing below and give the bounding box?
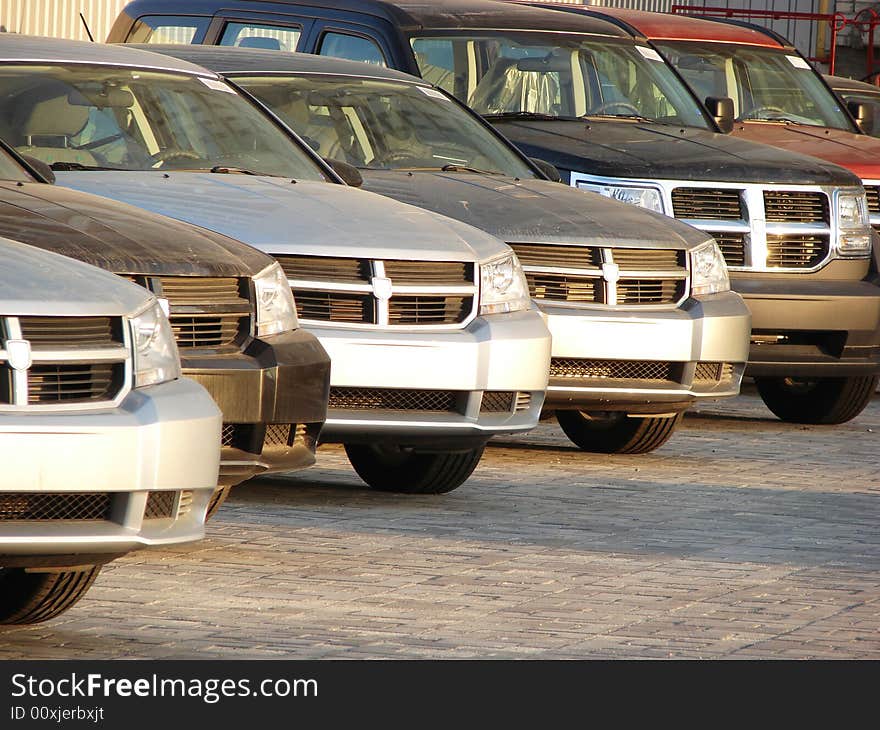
[2,389,878,659]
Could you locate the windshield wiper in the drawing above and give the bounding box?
[49,161,118,171]
[440,164,503,176]
[209,165,262,175]
[482,111,580,122]
[740,116,799,125]
[582,113,654,123]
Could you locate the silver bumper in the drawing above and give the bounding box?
[542,291,752,411]
[0,377,221,559]
[310,308,551,445]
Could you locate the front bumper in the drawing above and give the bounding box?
[542,291,751,413]
[311,308,551,448]
[182,328,330,482]
[733,274,880,377]
[0,378,221,564]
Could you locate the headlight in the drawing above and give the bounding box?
[690,239,730,296]
[254,262,298,336]
[836,191,872,257]
[130,299,181,388]
[479,253,531,315]
[576,182,665,214]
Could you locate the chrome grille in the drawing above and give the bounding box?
[670,184,835,271]
[510,243,687,308]
[157,277,251,350]
[766,234,829,268]
[144,491,176,520]
[515,392,532,412]
[480,391,515,412]
[694,362,734,383]
[672,188,742,219]
[329,387,459,412]
[764,191,829,223]
[278,255,477,328]
[550,358,676,381]
[713,232,747,267]
[0,493,112,521]
[1,315,130,409]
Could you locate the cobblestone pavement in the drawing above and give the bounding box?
[2,390,878,659]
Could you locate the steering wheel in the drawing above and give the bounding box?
[741,105,787,120]
[588,101,642,116]
[150,149,201,168]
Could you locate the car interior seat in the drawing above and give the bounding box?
[15,93,99,167]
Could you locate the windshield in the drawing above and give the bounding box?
[0,65,328,179]
[654,41,856,130]
[409,33,712,128]
[234,74,538,178]
[0,146,31,182]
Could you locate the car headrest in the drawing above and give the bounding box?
[238,36,282,50]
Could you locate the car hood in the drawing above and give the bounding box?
[360,171,710,250]
[491,119,861,186]
[0,236,151,317]
[0,181,271,278]
[733,123,880,181]
[55,172,510,263]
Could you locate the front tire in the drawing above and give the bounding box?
[0,566,102,624]
[344,443,485,494]
[556,411,683,454]
[755,375,878,425]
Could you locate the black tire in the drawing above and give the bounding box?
[755,375,879,425]
[0,566,101,625]
[556,411,684,454]
[344,443,485,494]
[205,486,232,521]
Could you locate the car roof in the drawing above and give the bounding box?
[123,0,627,36]
[824,74,880,95]
[556,7,785,48]
[133,43,424,83]
[0,33,216,75]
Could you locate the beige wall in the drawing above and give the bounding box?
[0,0,128,42]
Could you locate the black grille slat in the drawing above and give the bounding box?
[159,277,250,349]
[508,243,601,269]
[329,388,458,412]
[866,186,879,214]
[264,424,293,447]
[526,274,600,303]
[766,235,829,268]
[388,296,471,325]
[0,493,112,521]
[550,358,676,381]
[27,363,120,404]
[275,255,370,283]
[672,188,743,220]
[18,316,119,347]
[294,291,374,324]
[617,279,685,305]
[763,191,829,223]
[713,232,747,267]
[382,260,472,285]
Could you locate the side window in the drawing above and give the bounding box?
[125,15,210,44]
[219,22,301,52]
[318,32,386,66]
[411,38,456,94]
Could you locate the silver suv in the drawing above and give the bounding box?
[0,238,220,624]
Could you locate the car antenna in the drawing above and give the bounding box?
[79,13,95,42]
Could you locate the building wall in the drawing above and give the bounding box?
[0,0,127,41]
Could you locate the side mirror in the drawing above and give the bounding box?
[529,157,562,183]
[847,101,874,135]
[705,96,735,134]
[19,154,55,183]
[323,157,363,188]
